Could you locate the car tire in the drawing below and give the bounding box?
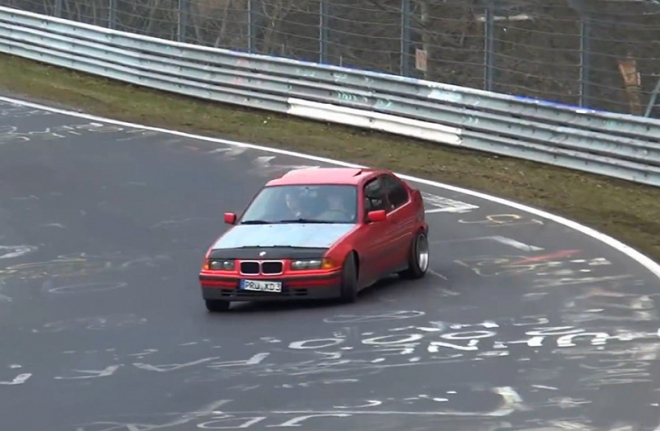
[205,299,230,312]
[339,253,359,303]
[399,230,430,279]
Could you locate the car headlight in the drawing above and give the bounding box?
[291,258,335,270]
[207,259,235,271]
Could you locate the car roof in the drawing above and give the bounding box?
[266,167,386,186]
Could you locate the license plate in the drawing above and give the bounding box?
[240,279,282,293]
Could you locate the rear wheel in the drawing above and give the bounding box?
[399,230,429,279]
[205,299,230,312]
[339,253,359,303]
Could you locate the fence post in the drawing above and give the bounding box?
[579,16,592,107]
[319,0,329,63]
[54,0,62,17]
[248,0,258,53]
[400,0,411,76]
[108,0,117,29]
[483,0,495,91]
[644,78,660,117]
[177,0,189,43]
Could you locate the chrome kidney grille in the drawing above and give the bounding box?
[240,261,283,275]
[240,261,260,274]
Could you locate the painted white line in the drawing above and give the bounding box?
[0,244,37,259]
[531,385,558,391]
[486,236,543,251]
[254,156,277,167]
[431,236,543,252]
[0,95,658,280]
[253,155,320,170]
[428,269,448,280]
[0,373,31,385]
[422,192,479,214]
[428,270,459,296]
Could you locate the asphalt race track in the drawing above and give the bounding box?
[1,97,660,431]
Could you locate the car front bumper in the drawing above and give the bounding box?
[199,273,342,301]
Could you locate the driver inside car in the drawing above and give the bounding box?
[316,193,353,222]
[284,191,304,218]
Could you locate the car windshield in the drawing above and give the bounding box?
[240,184,358,224]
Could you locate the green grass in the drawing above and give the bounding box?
[1,53,660,262]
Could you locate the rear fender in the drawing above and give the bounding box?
[412,189,426,225]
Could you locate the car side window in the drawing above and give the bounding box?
[363,177,388,216]
[382,175,409,210]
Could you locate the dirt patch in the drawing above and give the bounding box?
[1,53,659,262]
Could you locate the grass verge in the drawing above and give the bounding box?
[1,53,659,262]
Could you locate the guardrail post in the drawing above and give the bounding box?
[319,0,329,64]
[177,0,189,43]
[484,0,495,91]
[400,0,411,76]
[108,0,117,29]
[579,15,592,107]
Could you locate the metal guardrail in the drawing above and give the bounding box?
[1,6,660,187]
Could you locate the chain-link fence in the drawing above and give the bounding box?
[3,0,660,116]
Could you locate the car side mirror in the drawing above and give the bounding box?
[367,210,386,223]
[224,212,237,225]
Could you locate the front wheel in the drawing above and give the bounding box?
[399,230,429,279]
[339,253,359,303]
[205,299,230,312]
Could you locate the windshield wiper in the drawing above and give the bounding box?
[274,218,335,224]
[237,245,307,248]
[240,220,272,225]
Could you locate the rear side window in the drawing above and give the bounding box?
[363,177,387,213]
[382,175,409,209]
